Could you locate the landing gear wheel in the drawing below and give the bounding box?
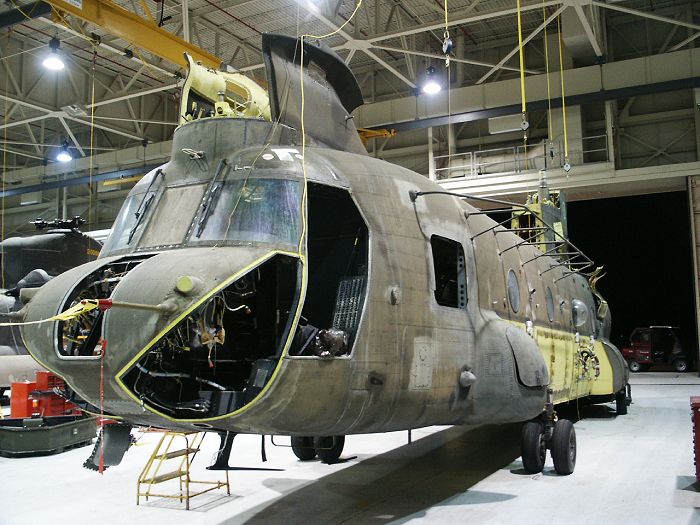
[291,436,317,461]
[628,360,642,373]
[551,419,576,475]
[615,389,628,415]
[673,358,689,373]
[521,421,546,474]
[313,435,345,464]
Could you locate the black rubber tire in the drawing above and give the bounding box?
[551,419,576,475]
[628,360,641,373]
[521,421,546,474]
[313,435,345,464]
[673,358,689,373]
[615,389,628,415]
[291,436,317,461]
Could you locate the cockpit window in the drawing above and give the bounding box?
[192,178,300,246]
[138,184,206,249]
[101,189,157,254]
[101,169,164,255]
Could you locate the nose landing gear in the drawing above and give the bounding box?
[521,392,577,475]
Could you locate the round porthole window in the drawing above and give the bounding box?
[571,299,589,329]
[507,269,520,313]
[545,287,555,322]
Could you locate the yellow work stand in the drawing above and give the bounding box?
[137,431,229,510]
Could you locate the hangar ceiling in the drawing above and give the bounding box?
[0,0,699,233]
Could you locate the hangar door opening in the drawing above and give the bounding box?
[567,191,697,373]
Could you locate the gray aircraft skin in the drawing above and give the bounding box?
[19,35,627,468]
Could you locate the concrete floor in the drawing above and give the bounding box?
[1,372,699,525]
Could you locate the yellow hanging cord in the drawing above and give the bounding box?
[516,0,526,116]
[88,49,96,230]
[288,1,362,358]
[299,0,363,258]
[0,299,100,327]
[516,0,528,169]
[1,34,7,290]
[543,0,553,142]
[557,14,570,169]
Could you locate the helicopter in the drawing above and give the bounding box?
[19,33,629,476]
[0,217,101,398]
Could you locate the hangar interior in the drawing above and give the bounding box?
[1,0,700,523]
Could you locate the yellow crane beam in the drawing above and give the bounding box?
[45,0,221,70]
[357,128,396,145]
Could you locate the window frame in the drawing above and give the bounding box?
[429,235,467,309]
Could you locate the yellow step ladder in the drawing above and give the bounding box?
[137,431,229,510]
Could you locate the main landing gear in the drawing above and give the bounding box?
[291,435,345,464]
[521,393,576,475]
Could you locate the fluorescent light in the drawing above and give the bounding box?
[43,54,65,71]
[422,81,442,95]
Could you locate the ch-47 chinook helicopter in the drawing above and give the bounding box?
[19,33,629,477]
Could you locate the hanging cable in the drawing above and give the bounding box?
[516,0,529,171]
[98,339,107,474]
[557,14,571,173]
[443,1,453,167]
[299,0,364,257]
[516,0,529,133]
[89,49,97,230]
[542,0,554,161]
[1,32,8,289]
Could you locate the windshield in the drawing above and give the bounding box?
[101,189,157,254]
[193,178,300,246]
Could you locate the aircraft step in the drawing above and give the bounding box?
[142,470,184,484]
[137,431,229,509]
[156,447,199,460]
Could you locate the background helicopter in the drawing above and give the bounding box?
[0,217,101,399]
[19,33,629,476]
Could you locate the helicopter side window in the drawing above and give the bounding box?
[571,299,589,330]
[430,236,466,309]
[545,286,555,322]
[507,269,520,313]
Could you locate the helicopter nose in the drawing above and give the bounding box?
[21,247,301,419]
[110,249,300,420]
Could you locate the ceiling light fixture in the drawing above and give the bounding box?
[56,141,72,163]
[42,38,65,71]
[422,65,441,95]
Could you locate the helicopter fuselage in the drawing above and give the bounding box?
[20,116,627,437]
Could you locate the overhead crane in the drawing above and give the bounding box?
[2,0,221,70]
